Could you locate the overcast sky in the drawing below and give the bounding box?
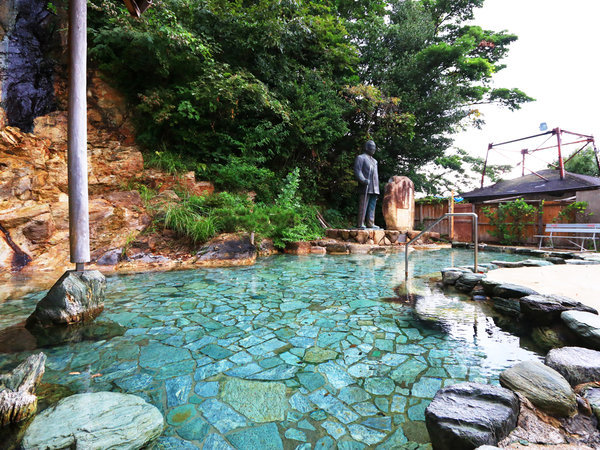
[452,0,600,183]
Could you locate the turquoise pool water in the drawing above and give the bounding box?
[0,249,541,449]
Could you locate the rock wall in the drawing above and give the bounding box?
[0,0,57,131]
[0,1,218,300]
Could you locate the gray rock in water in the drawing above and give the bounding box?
[492,297,521,317]
[22,392,164,449]
[520,294,597,324]
[26,270,106,327]
[441,269,466,286]
[499,360,577,417]
[455,273,486,293]
[425,382,519,450]
[492,283,538,299]
[545,346,600,386]
[0,353,46,426]
[480,279,502,297]
[545,257,566,265]
[561,310,600,350]
[196,233,257,263]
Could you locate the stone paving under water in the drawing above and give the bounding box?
[0,249,542,449]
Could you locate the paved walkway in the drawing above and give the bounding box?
[486,265,600,310]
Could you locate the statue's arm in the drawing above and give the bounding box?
[354,156,368,185]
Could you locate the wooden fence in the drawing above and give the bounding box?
[414,199,593,246]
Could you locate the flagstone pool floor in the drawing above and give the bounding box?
[0,249,542,449]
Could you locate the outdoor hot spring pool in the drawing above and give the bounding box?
[0,249,543,448]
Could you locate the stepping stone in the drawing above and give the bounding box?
[21,392,163,449]
[348,424,387,445]
[562,310,600,350]
[227,423,283,450]
[499,360,576,417]
[364,377,395,396]
[220,378,287,422]
[308,389,359,424]
[520,294,597,324]
[196,398,247,433]
[545,346,600,386]
[303,347,338,363]
[425,382,518,450]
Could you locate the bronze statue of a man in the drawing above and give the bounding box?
[354,140,380,229]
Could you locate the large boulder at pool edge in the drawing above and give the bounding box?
[545,346,600,386]
[22,392,164,449]
[425,382,519,450]
[499,360,577,417]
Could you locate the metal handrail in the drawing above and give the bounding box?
[405,213,478,280]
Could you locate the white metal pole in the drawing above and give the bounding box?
[68,0,90,268]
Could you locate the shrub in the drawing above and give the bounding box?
[159,169,325,248]
[207,157,278,203]
[555,201,593,223]
[483,199,541,245]
[145,150,192,174]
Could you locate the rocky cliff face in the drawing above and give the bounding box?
[0,0,57,131]
[0,0,240,302]
[0,75,150,277]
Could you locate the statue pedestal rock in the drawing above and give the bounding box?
[382,176,414,230]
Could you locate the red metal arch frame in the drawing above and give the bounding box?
[480,128,599,188]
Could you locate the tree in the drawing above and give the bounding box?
[563,147,600,177]
[342,0,533,193]
[85,0,531,210]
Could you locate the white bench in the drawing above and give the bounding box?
[535,223,600,251]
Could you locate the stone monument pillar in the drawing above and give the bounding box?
[382,176,414,230]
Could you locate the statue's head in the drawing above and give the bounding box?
[365,140,376,156]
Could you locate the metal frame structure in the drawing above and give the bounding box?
[405,213,479,281]
[481,128,599,188]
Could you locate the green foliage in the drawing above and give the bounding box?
[208,157,278,203]
[145,150,193,174]
[159,170,324,249]
[555,201,593,223]
[87,0,530,206]
[562,148,600,177]
[323,209,351,229]
[483,199,541,245]
[415,196,450,205]
[347,0,532,193]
